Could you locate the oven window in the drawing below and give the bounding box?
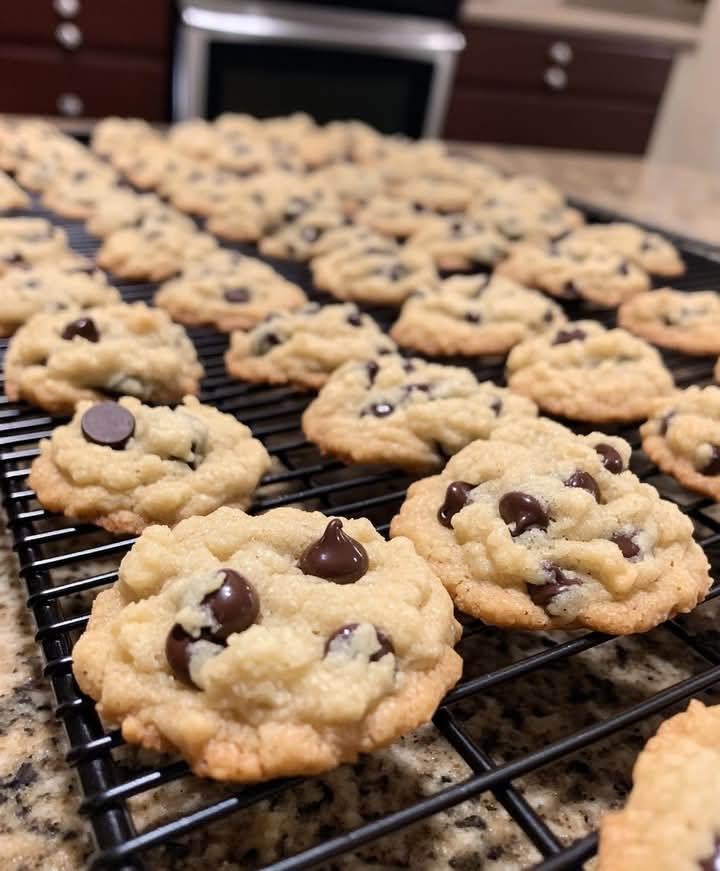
[206,42,433,137]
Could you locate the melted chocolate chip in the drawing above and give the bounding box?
[465,311,482,324]
[499,492,549,537]
[617,259,630,275]
[658,410,676,436]
[563,281,582,300]
[324,622,394,661]
[702,445,720,476]
[699,838,720,871]
[595,443,623,474]
[402,359,415,374]
[564,470,600,502]
[298,518,369,584]
[543,308,555,323]
[370,401,394,417]
[347,311,363,327]
[552,327,586,345]
[81,402,135,449]
[366,360,379,385]
[61,317,99,342]
[611,531,640,559]
[490,397,502,416]
[223,288,250,303]
[528,563,581,608]
[165,624,196,686]
[438,481,475,528]
[203,569,259,641]
[388,264,409,282]
[255,332,281,355]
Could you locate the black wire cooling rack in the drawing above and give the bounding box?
[2,200,720,871]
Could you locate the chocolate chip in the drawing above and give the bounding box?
[465,311,482,324]
[81,402,135,449]
[564,470,600,502]
[611,531,640,559]
[552,327,586,345]
[370,402,394,417]
[255,332,281,355]
[404,382,431,395]
[543,308,555,323]
[298,518,369,584]
[528,563,581,608]
[223,288,250,303]
[499,492,549,536]
[699,838,720,871]
[595,443,623,474]
[165,624,196,686]
[702,446,720,476]
[366,361,379,385]
[347,311,363,327]
[412,202,424,213]
[62,317,99,342]
[438,481,474,528]
[617,259,630,276]
[324,623,394,661]
[388,264,409,282]
[658,410,676,435]
[402,359,415,374]
[563,281,582,300]
[203,569,259,641]
[490,397,502,416]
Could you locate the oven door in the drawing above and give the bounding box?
[174,0,464,137]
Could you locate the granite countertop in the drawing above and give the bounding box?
[2,148,720,870]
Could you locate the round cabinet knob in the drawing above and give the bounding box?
[53,0,80,16]
[544,66,568,91]
[57,92,84,117]
[548,41,573,65]
[55,21,83,50]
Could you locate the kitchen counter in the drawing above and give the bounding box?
[2,147,720,870]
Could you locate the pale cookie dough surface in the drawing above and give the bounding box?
[72,506,462,782]
[226,303,397,389]
[390,274,567,356]
[41,165,119,220]
[598,700,720,871]
[155,249,307,332]
[641,386,720,501]
[29,396,271,534]
[0,169,29,211]
[90,117,161,160]
[0,264,120,336]
[302,354,538,471]
[618,288,720,355]
[355,196,435,240]
[4,302,203,413]
[405,216,510,272]
[496,242,651,307]
[506,320,674,422]
[258,205,347,262]
[560,222,685,277]
[0,217,74,274]
[390,418,711,633]
[85,190,169,239]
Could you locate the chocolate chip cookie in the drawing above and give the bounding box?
[561,222,685,277]
[226,303,397,389]
[598,700,720,871]
[85,190,169,239]
[72,507,462,781]
[302,354,537,471]
[0,217,76,275]
[258,204,347,262]
[506,320,674,422]
[618,288,720,355]
[4,302,203,413]
[405,216,510,273]
[42,164,120,220]
[30,396,271,533]
[391,417,711,633]
[390,274,567,356]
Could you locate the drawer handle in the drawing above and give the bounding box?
[544,66,568,91]
[55,21,83,50]
[548,41,573,65]
[53,0,80,16]
[57,92,84,117]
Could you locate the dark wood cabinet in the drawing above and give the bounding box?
[445,23,678,152]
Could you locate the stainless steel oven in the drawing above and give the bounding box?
[173,0,465,137]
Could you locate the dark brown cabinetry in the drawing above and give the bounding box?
[445,23,678,152]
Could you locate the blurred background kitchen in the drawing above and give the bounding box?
[0,0,717,169]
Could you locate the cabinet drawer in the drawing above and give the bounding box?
[457,24,674,101]
[0,0,170,54]
[0,48,167,120]
[444,88,658,153]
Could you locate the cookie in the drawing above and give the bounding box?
[72,506,462,781]
[258,205,347,262]
[166,165,241,217]
[560,222,685,277]
[115,142,198,192]
[0,263,120,337]
[311,242,437,306]
[0,170,29,211]
[225,303,397,389]
[496,242,652,307]
[155,249,307,332]
[4,302,203,413]
[167,119,221,161]
[390,274,567,356]
[597,700,720,870]
[41,164,119,220]
[310,163,385,215]
[0,217,72,273]
[469,199,585,245]
[85,190,168,239]
[617,288,720,355]
[640,386,720,500]
[355,195,435,240]
[506,320,674,422]
[393,176,473,215]
[302,354,537,471]
[390,417,711,633]
[30,396,271,533]
[405,216,510,272]
[91,117,162,161]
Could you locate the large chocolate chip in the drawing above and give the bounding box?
[438,481,475,528]
[562,281,582,300]
[62,317,99,343]
[81,402,135,449]
[203,569,259,641]
[366,360,379,385]
[298,518,369,584]
[165,624,196,686]
[490,397,502,416]
[370,401,394,417]
[552,327,586,345]
[528,563,581,608]
[611,531,640,559]
[595,443,624,474]
[702,446,720,476]
[324,622,394,661]
[499,492,549,536]
[465,311,482,324]
[658,410,676,436]
[223,288,250,303]
[564,470,600,502]
[699,838,720,871]
[347,311,363,327]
